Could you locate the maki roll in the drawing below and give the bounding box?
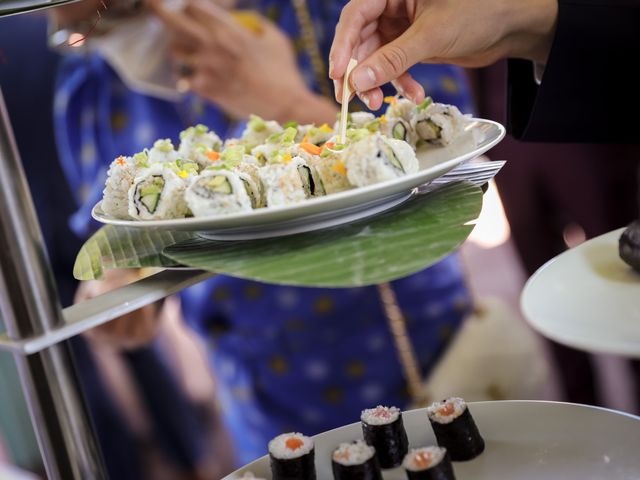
[361,405,409,469]
[178,124,222,170]
[128,164,189,220]
[426,397,484,461]
[344,133,418,187]
[332,440,382,480]
[102,153,147,219]
[619,220,640,272]
[410,99,468,147]
[147,138,180,164]
[268,432,316,480]
[307,153,352,195]
[259,157,324,206]
[384,117,417,148]
[185,170,256,217]
[333,111,376,132]
[297,123,334,145]
[402,446,456,480]
[242,114,283,149]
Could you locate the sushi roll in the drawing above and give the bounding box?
[402,446,456,480]
[410,99,468,147]
[128,164,189,220]
[619,220,640,272]
[185,169,256,217]
[102,153,148,219]
[384,96,415,122]
[332,440,382,480]
[344,133,418,187]
[426,397,485,461]
[234,154,265,208]
[259,156,323,206]
[361,405,409,469]
[306,154,352,195]
[333,111,377,132]
[147,138,180,164]
[268,432,316,480]
[178,124,222,170]
[384,116,418,148]
[241,114,283,149]
[299,123,334,146]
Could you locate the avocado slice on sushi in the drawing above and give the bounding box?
[415,119,442,142]
[377,138,405,172]
[204,175,233,195]
[139,176,164,214]
[392,121,408,141]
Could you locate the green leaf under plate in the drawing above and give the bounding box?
[73,227,196,280]
[163,182,482,287]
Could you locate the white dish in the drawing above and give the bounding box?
[521,228,640,358]
[223,400,640,479]
[92,119,504,238]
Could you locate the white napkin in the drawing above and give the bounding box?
[85,8,183,101]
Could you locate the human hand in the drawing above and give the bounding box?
[75,269,161,350]
[329,0,558,110]
[147,0,336,124]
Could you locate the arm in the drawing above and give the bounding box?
[508,0,640,142]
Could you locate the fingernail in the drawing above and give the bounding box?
[351,66,376,92]
[360,93,370,109]
[328,57,335,78]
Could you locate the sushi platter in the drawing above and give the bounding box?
[223,400,640,479]
[522,227,640,358]
[92,97,504,239]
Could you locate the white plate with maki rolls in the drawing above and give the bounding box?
[93,97,505,239]
[223,399,640,480]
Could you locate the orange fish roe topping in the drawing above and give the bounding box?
[332,160,347,176]
[439,404,455,416]
[115,156,126,166]
[324,142,335,150]
[285,437,304,451]
[207,151,220,161]
[299,142,322,156]
[333,450,350,462]
[413,451,432,469]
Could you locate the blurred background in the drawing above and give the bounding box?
[0,2,638,478]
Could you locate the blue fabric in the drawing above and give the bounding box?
[54,0,475,466]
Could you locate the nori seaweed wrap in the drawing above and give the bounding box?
[402,446,456,480]
[361,406,409,468]
[268,433,316,480]
[619,220,640,272]
[427,398,484,461]
[331,440,383,480]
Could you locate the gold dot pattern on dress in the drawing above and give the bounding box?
[269,355,289,375]
[345,361,366,378]
[110,111,127,131]
[313,296,335,315]
[212,287,231,302]
[285,318,306,332]
[323,386,344,405]
[244,283,264,300]
[441,76,459,94]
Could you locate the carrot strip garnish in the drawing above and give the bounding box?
[299,142,322,156]
[207,151,220,161]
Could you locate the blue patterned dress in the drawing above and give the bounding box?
[54,0,475,466]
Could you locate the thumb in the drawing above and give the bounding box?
[349,27,425,93]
